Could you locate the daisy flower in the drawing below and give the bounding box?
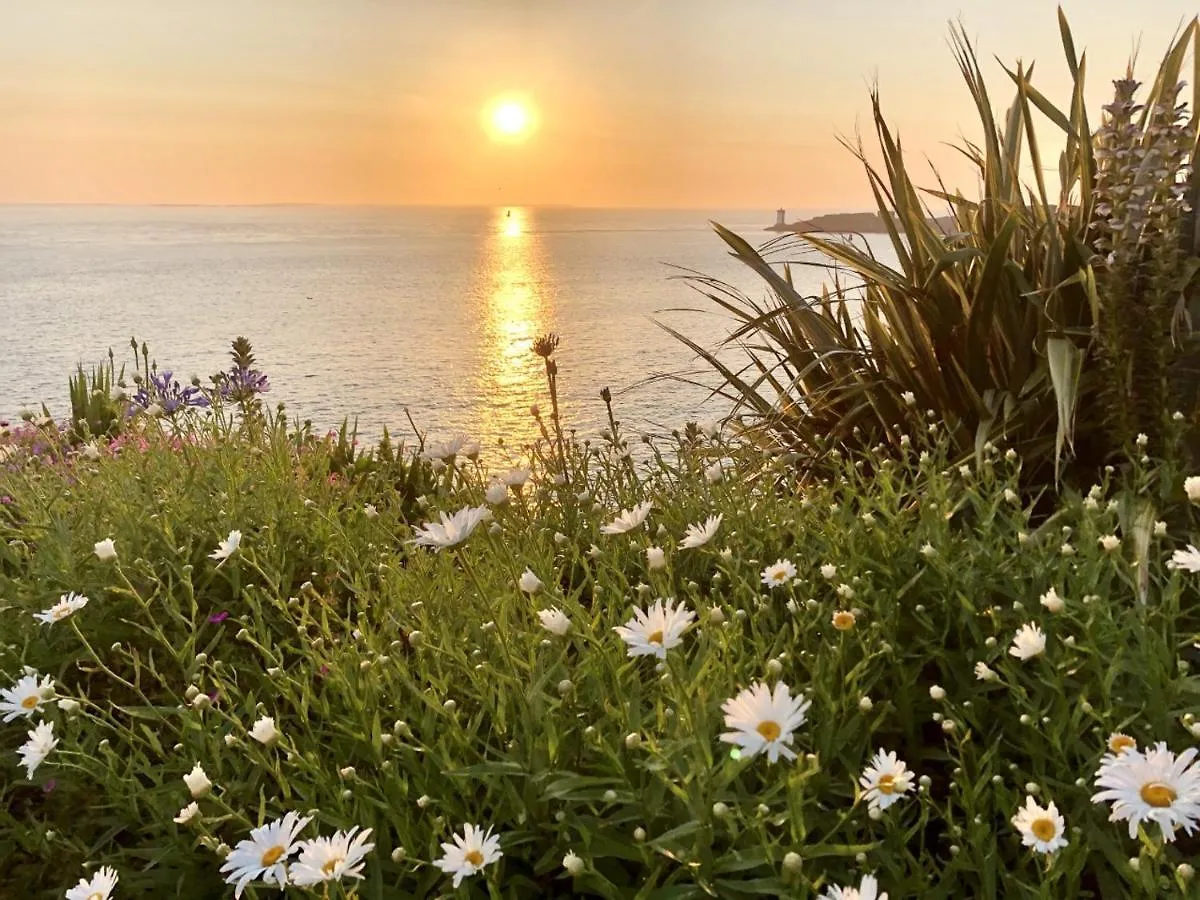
[1169,545,1200,573]
[1107,733,1137,757]
[678,514,722,550]
[518,569,543,594]
[0,672,54,722]
[408,506,489,550]
[434,823,503,888]
[17,720,57,778]
[93,538,118,561]
[720,681,810,763]
[974,661,999,682]
[761,559,797,588]
[33,592,89,625]
[500,468,531,488]
[210,529,242,564]
[289,826,375,886]
[1039,588,1064,614]
[485,481,508,505]
[1008,623,1046,660]
[820,873,886,900]
[66,866,118,900]
[614,598,695,659]
[174,802,201,825]
[1092,742,1200,841]
[220,811,312,898]
[831,610,857,631]
[537,607,571,636]
[1011,795,1068,853]
[859,749,913,811]
[600,501,653,535]
[249,716,281,746]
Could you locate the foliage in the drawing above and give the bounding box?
[3,376,1200,897]
[671,13,1200,488]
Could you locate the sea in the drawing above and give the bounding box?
[0,205,895,456]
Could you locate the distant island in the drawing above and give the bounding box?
[766,208,955,234]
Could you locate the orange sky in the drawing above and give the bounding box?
[1,0,1196,208]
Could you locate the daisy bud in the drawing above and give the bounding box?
[719,547,733,560]
[407,631,424,647]
[216,842,231,859]
[941,720,956,733]
[858,696,873,711]
[57,698,80,714]
[339,766,356,780]
[766,659,783,676]
[224,734,238,747]
[949,845,960,856]
[393,720,412,738]
[563,850,585,875]
[603,789,617,802]
[416,794,431,808]
[734,609,747,620]
[709,607,725,625]
[782,851,803,875]
[712,802,730,818]
[1129,858,1140,872]
[633,827,647,842]
[557,679,573,696]
[867,806,882,820]
[391,847,407,863]
[183,763,212,798]
[625,732,641,749]
[110,642,122,652]
[918,775,932,789]
[553,532,568,545]
[1019,714,1031,724]
[929,685,945,701]
[646,546,666,571]
[191,694,211,711]
[195,653,207,663]
[757,804,770,815]
[1178,863,1195,881]
[381,734,394,746]
[443,699,456,712]
[341,789,352,800]
[584,726,597,738]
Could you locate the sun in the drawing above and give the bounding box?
[484,95,537,143]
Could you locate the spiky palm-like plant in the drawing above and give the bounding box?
[671,12,1200,487]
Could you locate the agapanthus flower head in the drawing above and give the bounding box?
[220,366,271,402]
[130,370,210,416]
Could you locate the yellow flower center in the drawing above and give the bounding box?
[647,630,664,645]
[877,774,897,795]
[321,855,344,875]
[260,845,285,866]
[1109,734,1136,754]
[88,893,104,900]
[20,695,38,709]
[53,606,70,619]
[1029,817,1057,842]
[756,720,782,742]
[1140,782,1177,808]
[832,611,856,631]
[465,849,485,867]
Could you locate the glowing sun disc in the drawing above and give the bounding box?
[485,95,537,143]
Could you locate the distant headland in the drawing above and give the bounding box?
[766,208,955,234]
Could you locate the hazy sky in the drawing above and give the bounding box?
[1,1,1196,208]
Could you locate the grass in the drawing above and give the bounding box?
[3,371,1200,898]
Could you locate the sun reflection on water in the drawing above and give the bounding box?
[472,207,553,454]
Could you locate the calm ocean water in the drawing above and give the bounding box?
[0,205,894,452]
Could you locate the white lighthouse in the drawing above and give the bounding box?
[775,208,787,227]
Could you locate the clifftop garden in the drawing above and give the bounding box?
[6,12,1200,900]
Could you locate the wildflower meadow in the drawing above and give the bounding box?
[3,335,1200,899]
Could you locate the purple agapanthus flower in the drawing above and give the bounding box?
[208,611,229,624]
[220,367,270,401]
[129,371,211,416]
